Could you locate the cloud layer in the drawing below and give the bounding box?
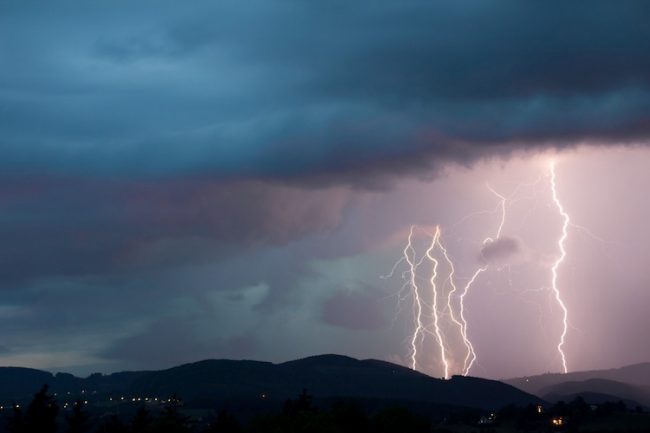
[1,1,650,183]
[2,2,650,377]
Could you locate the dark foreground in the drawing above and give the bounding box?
[1,385,649,433]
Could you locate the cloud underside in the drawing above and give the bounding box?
[1,1,648,286]
[1,1,650,183]
[0,178,353,284]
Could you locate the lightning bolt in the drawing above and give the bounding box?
[456,183,508,375]
[458,267,484,375]
[486,184,507,241]
[549,161,570,373]
[403,226,425,371]
[386,162,578,377]
[426,226,450,379]
[391,184,510,377]
[436,235,474,376]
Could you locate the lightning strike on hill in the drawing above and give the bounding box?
[549,161,571,373]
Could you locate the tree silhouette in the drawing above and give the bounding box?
[130,406,152,433]
[328,400,369,433]
[204,410,241,433]
[95,415,127,433]
[23,385,59,433]
[282,389,315,416]
[371,407,429,433]
[152,396,190,433]
[64,400,89,433]
[5,404,24,433]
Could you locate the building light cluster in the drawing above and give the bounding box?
[0,394,185,412]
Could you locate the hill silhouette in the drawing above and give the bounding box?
[506,363,650,408]
[0,367,54,400]
[0,354,539,411]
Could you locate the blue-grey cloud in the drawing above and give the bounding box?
[102,316,258,368]
[1,1,650,184]
[0,177,353,284]
[321,286,389,330]
[2,1,650,378]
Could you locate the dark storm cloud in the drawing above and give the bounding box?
[2,1,650,377]
[321,286,389,331]
[1,1,650,183]
[479,236,520,264]
[0,177,352,284]
[102,316,258,368]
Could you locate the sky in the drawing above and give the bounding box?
[1,1,650,379]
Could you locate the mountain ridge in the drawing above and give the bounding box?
[505,362,650,408]
[0,354,539,411]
